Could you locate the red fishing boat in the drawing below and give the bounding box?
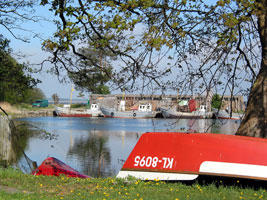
[117,132,267,181]
[32,157,91,178]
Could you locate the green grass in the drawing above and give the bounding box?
[0,168,267,200]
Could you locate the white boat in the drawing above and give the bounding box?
[53,103,102,117]
[213,108,244,120]
[160,105,213,119]
[100,101,156,118]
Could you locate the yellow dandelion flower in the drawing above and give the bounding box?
[175,198,180,200]
[39,183,43,187]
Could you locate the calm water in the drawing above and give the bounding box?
[15,117,240,177]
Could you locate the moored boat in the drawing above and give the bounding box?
[117,132,267,181]
[100,101,156,118]
[32,157,91,178]
[54,103,102,117]
[160,104,213,119]
[213,108,244,120]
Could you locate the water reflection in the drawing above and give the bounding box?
[67,131,112,177]
[13,117,241,177]
[211,119,241,135]
[0,117,39,172]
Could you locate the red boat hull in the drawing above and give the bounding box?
[59,113,92,117]
[218,116,241,120]
[117,132,267,181]
[32,157,91,178]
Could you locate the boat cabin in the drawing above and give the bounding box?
[90,103,99,111]
[199,105,207,113]
[138,103,152,112]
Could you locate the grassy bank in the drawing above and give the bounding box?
[0,168,266,200]
[0,102,55,118]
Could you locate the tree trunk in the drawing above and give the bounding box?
[236,1,267,137]
[236,66,267,137]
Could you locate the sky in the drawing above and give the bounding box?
[1,4,84,100]
[13,41,78,99]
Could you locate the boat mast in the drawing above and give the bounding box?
[70,85,74,108]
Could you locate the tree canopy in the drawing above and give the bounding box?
[211,94,223,110]
[0,0,40,42]
[68,47,113,94]
[41,0,266,137]
[0,36,41,104]
[0,0,48,105]
[52,93,59,104]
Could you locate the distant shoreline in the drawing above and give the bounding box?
[9,109,54,118]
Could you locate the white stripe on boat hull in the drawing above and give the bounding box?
[117,171,198,180]
[117,162,267,181]
[200,161,267,179]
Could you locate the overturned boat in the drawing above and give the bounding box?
[32,157,91,178]
[117,132,267,181]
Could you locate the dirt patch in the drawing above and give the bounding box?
[0,185,32,194]
[0,102,20,115]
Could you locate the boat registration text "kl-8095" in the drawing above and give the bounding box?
[133,156,174,169]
